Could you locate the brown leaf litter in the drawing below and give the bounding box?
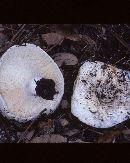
[31,134,67,143]
[52,53,78,67]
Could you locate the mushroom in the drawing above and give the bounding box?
[71,61,130,128]
[0,43,64,122]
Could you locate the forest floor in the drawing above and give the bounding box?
[0,24,130,143]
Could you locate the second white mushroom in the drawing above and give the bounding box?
[71,61,130,128]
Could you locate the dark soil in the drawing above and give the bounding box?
[35,78,57,100]
[1,24,130,143]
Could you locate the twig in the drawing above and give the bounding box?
[114,56,127,65]
[85,127,103,135]
[125,58,130,64]
[19,24,47,44]
[46,44,60,53]
[17,109,46,143]
[19,32,32,44]
[111,30,130,51]
[8,24,26,47]
[125,24,130,30]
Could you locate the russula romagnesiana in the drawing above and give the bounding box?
[71,61,130,128]
[0,43,64,122]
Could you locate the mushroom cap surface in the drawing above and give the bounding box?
[0,44,64,122]
[71,61,130,128]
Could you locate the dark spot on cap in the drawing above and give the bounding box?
[90,72,96,77]
[101,63,107,70]
[125,115,129,119]
[81,80,86,84]
[40,108,47,115]
[50,109,54,113]
[35,78,57,100]
[88,108,97,114]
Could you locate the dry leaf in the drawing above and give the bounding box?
[55,31,80,42]
[31,134,67,143]
[31,134,50,143]
[63,129,80,137]
[42,31,97,53]
[42,32,64,46]
[49,134,67,143]
[52,53,78,67]
[64,33,80,41]
[57,31,96,48]
[64,32,97,52]
[97,130,120,143]
[69,139,90,143]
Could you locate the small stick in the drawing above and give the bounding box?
[8,24,26,47]
[85,127,103,135]
[114,56,127,65]
[20,24,46,44]
[46,44,60,53]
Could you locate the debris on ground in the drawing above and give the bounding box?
[59,118,69,127]
[52,53,78,67]
[63,129,80,137]
[97,130,121,143]
[31,134,67,143]
[42,32,64,46]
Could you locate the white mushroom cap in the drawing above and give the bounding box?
[71,61,130,128]
[0,43,64,122]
